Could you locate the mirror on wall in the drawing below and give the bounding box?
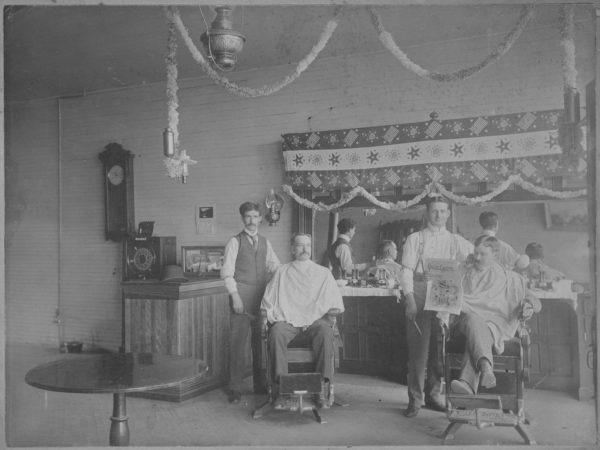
[311,200,590,284]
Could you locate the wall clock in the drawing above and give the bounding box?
[98,143,135,242]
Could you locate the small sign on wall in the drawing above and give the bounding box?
[196,206,215,234]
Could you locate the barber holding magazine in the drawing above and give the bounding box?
[400,194,473,418]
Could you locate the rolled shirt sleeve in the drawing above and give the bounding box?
[265,239,281,276]
[455,235,474,261]
[220,236,240,294]
[400,233,420,294]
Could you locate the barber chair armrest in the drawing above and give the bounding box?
[260,309,269,339]
[515,325,532,382]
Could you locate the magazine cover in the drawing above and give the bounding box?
[423,258,463,315]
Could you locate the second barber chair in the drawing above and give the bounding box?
[442,321,536,444]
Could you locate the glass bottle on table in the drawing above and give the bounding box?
[351,264,359,286]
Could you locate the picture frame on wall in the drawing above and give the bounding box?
[544,200,588,231]
[181,246,225,276]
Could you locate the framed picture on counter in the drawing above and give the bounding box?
[182,246,225,276]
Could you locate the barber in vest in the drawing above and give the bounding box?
[400,194,473,417]
[328,218,367,279]
[221,201,280,404]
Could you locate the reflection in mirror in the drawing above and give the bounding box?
[314,207,425,267]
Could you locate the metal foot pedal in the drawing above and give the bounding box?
[279,373,325,423]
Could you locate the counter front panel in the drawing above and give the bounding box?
[338,287,407,383]
[122,278,230,401]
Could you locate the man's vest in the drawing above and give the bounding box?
[329,237,351,280]
[233,232,268,286]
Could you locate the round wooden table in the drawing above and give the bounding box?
[25,352,207,446]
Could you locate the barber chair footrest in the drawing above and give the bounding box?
[448,408,519,427]
[447,394,502,410]
[279,373,322,395]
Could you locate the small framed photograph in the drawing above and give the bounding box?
[544,200,588,231]
[181,246,225,276]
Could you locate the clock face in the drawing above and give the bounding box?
[107,164,125,186]
[132,247,155,272]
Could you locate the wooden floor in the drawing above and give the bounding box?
[6,342,597,448]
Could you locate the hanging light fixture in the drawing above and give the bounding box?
[200,6,246,72]
[265,189,285,226]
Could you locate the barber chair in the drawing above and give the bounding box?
[252,308,342,423]
[442,320,536,445]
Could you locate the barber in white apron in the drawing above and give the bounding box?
[400,195,473,418]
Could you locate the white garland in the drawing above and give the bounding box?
[166,6,338,98]
[165,15,197,182]
[283,174,586,211]
[560,4,578,91]
[164,150,197,180]
[282,184,432,212]
[367,5,534,82]
[166,19,180,151]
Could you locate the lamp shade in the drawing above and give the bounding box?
[200,6,246,71]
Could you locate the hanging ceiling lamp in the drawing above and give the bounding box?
[200,6,246,72]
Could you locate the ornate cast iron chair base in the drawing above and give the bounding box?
[442,327,536,445]
[252,309,340,423]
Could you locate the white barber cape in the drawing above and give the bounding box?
[261,259,345,327]
[461,261,529,354]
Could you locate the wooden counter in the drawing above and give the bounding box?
[525,280,593,399]
[338,286,407,383]
[122,277,230,402]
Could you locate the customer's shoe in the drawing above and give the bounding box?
[424,396,446,412]
[403,403,420,418]
[479,360,497,389]
[450,379,475,395]
[227,390,242,404]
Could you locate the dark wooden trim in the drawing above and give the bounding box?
[291,189,313,234]
[592,4,600,436]
[122,278,227,300]
[327,212,339,247]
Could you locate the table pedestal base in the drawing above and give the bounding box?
[109,393,130,446]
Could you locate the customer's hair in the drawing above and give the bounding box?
[290,233,311,245]
[479,211,498,230]
[337,218,356,234]
[239,201,261,216]
[376,240,397,260]
[474,234,500,253]
[525,242,544,260]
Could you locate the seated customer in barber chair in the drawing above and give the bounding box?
[260,233,344,409]
[449,235,541,395]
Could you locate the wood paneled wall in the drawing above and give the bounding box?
[5,17,595,347]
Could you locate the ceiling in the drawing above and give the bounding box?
[4,3,582,103]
